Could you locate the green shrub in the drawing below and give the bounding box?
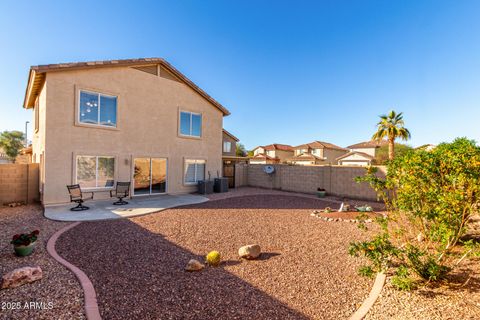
[353,138,480,290]
[391,265,416,291]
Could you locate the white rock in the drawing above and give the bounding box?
[238,244,261,259]
[185,259,205,271]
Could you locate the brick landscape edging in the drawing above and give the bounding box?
[349,272,386,320]
[47,222,101,320]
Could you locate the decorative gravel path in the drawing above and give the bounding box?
[56,195,375,319]
[0,205,85,320]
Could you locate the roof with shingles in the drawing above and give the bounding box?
[347,140,388,149]
[222,129,239,142]
[23,58,230,116]
[293,141,348,151]
[336,151,375,161]
[253,144,294,152]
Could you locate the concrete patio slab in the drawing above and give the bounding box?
[44,194,209,222]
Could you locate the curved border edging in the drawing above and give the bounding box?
[349,272,386,320]
[47,222,102,320]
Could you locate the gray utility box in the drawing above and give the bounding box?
[214,177,229,193]
[198,180,214,194]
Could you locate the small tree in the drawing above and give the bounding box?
[373,143,412,165]
[372,110,411,160]
[352,138,480,289]
[236,143,247,157]
[0,131,25,161]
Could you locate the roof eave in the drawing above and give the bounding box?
[23,69,35,109]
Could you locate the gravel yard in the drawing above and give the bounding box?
[56,194,375,319]
[0,205,85,320]
[367,258,480,320]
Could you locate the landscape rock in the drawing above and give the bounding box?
[1,266,43,289]
[185,259,205,272]
[238,244,261,259]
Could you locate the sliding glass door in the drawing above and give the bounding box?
[133,158,167,195]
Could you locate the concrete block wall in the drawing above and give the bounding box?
[0,164,39,205]
[244,164,385,201]
[234,163,249,188]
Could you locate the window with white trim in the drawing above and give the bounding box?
[179,111,202,137]
[223,141,232,153]
[79,91,117,127]
[76,156,115,188]
[184,159,205,184]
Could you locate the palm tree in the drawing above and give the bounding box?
[372,110,411,160]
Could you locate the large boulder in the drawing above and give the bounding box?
[185,259,205,272]
[238,244,261,260]
[1,266,43,289]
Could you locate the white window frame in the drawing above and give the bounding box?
[179,110,202,138]
[78,90,118,128]
[184,159,206,185]
[76,155,115,189]
[223,141,232,153]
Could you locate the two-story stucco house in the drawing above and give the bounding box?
[23,58,230,205]
[249,144,294,164]
[222,129,248,188]
[289,141,348,165]
[336,140,388,166]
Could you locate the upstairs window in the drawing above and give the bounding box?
[223,141,232,153]
[79,91,117,127]
[180,111,202,137]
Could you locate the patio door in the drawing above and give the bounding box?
[133,158,167,195]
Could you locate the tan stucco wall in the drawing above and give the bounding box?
[323,148,348,164]
[253,147,264,156]
[274,149,294,163]
[351,147,376,157]
[36,66,224,205]
[222,132,237,157]
[338,153,372,166]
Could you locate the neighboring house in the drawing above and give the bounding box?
[415,144,436,151]
[23,58,230,205]
[289,141,348,165]
[222,129,248,188]
[337,140,388,166]
[250,144,294,164]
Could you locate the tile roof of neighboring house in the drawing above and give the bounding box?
[293,141,348,151]
[222,129,239,142]
[253,144,294,152]
[23,58,230,116]
[251,153,277,160]
[347,140,389,149]
[336,151,375,161]
[290,153,324,161]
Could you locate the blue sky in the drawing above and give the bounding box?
[0,0,479,149]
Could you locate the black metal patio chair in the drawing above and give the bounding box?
[66,184,93,211]
[110,181,130,205]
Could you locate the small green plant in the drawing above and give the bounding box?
[391,265,416,290]
[405,245,449,281]
[349,233,399,272]
[358,265,375,278]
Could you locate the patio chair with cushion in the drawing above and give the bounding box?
[66,184,93,211]
[110,181,131,205]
